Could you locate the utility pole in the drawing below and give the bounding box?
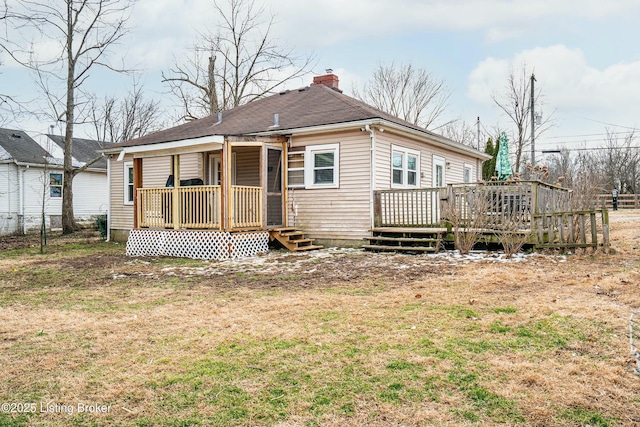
[476,116,481,151]
[530,73,536,167]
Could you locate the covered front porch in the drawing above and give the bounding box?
[129,136,287,231]
[123,135,290,259]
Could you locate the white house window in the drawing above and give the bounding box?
[464,163,473,183]
[391,145,420,188]
[304,143,339,189]
[50,173,62,198]
[124,162,134,205]
[287,152,305,188]
[433,155,446,188]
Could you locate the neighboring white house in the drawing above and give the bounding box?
[0,128,108,235]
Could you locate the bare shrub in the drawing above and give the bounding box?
[496,215,530,258]
[443,186,492,254]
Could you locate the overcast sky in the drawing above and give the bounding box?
[3,0,640,155]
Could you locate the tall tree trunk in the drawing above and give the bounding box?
[62,0,77,234]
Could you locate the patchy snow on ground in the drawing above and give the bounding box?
[161,247,567,278]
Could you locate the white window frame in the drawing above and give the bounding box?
[432,155,446,188]
[463,163,473,184]
[304,143,339,189]
[391,145,420,188]
[49,172,63,198]
[124,161,134,205]
[287,151,305,188]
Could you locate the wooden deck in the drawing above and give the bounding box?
[370,182,610,252]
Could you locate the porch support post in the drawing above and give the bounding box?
[282,140,288,227]
[260,144,266,228]
[133,158,142,229]
[172,155,180,230]
[222,139,231,231]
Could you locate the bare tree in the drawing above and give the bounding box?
[492,64,552,174]
[162,0,313,121]
[439,119,477,148]
[596,129,639,194]
[353,62,450,130]
[90,82,164,143]
[1,0,133,234]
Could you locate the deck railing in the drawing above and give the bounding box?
[373,188,442,227]
[373,181,573,230]
[447,183,534,229]
[372,182,608,250]
[137,185,222,229]
[535,182,572,213]
[231,185,263,229]
[533,209,609,250]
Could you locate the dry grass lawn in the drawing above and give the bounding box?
[0,211,639,427]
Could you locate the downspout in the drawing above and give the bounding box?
[21,165,28,234]
[366,124,376,229]
[7,163,11,218]
[106,155,111,242]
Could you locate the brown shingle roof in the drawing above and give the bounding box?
[109,84,485,159]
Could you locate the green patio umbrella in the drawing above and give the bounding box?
[495,131,513,181]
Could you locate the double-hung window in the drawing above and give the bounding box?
[124,161,134,205]
[50,173,62,198]
[286,143,340,189]
[304,143,339,189]
[391,145,420,188]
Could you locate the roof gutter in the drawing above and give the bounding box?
[253,119,492,160]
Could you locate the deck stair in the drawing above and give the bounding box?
[269,227,323,252]
[364,227,446,253]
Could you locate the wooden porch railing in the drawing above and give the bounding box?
[137,187,173,228]
[373,188,442,227]
[231,185,263,229]
[137,186,222,229]
[179,186,222,229]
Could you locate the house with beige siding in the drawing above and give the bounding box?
[103,74,490,259]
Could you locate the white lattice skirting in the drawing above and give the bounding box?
[126,229,269,260]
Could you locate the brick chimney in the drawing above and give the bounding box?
[312,73,339,89]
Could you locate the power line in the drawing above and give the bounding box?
[536,136,638,146]
[575,116,639,131]
[543,130,635,140]
[536,145,640,153]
